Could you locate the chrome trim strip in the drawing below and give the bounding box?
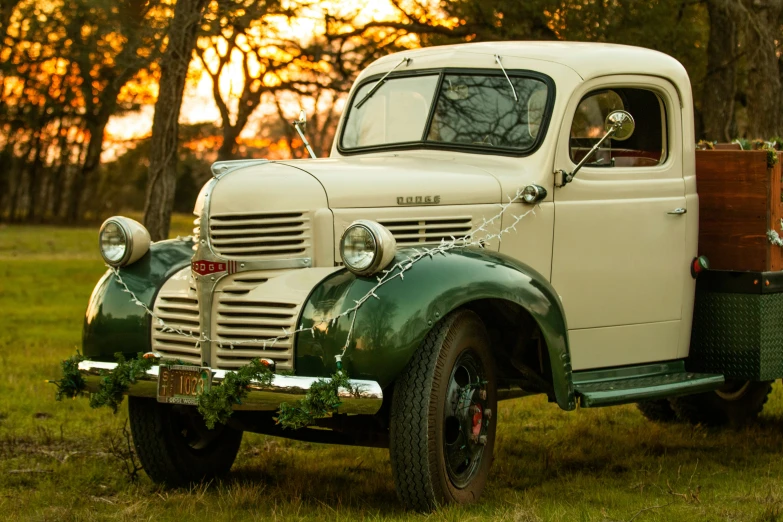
[224,258,312,271]
[78,361,384,415]
[196,173,226,364]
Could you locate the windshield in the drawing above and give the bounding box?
[340,70,551,154]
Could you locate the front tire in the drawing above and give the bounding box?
[669,381,772,426]
[389,310,497,510]
[128,397,243,487]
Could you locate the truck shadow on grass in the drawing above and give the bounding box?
[491,400,783,495]
[181,400,783,512]
[8,398,783,519]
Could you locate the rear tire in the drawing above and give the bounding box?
[636,399,678,423]
[669,381,772,427]
[389,309,497,510]
[128,396,243,487]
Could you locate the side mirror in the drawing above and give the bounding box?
[291,109,316,159]
[556,110,635,187]
[605,110,635,141]
[294,109,307,132]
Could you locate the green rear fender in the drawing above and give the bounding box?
[82,239,195,361]
[295,248,575,410]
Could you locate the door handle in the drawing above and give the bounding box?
[667,208,687,215]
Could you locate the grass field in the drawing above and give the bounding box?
[3,220,783,521]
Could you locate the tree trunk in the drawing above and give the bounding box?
[25,129,45,222]
[143,0,208,241]
[742,0,783,138]
[217,125,241,161]
[0,134,14,221]
[64,120,106,223]
[54,139,83,219]
[8,135,36,222]
[702,0,739,142]
[7,158,23,223]
[45,126,70,219]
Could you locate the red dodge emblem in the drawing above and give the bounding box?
[192,260,227,276]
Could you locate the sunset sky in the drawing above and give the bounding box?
[103,0,408,155]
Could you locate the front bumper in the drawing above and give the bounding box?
[78,361,384,415]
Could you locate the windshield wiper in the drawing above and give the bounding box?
[355,57,411,109]
[494,55,518,102]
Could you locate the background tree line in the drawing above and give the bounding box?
[1,0,782,238]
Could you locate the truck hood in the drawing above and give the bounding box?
[277,156,501,208]
[196,157,505,267]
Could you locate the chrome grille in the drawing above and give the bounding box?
[213,292,299,371]
[151,283,202,365]
[209,212,310,259]
[220,275,273,295]
[151,268,308,372]
[378,216,473,245]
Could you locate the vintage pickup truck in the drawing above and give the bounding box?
[74,41,783,509]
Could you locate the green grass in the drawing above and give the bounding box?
[0,214,193,260]
[3,221,783,520]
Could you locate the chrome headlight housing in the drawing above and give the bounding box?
[340,220,396,276]
[522,184,547,204]
[99,216,151,267]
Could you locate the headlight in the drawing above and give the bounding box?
[99,216,151,267]
[340,220,396,276]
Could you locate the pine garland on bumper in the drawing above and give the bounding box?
[50,352,154,412]
[89,354,154,413]
[197,359,274,429]
[277,369,353,430]
[50,352,87,401]
[51,352,351,430]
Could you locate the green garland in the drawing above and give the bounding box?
[196,359,274,429]
[697,138,780,167]
[50,352,87,401]
[88,353,154,413]
[53,352,348,430]
[160,358,185,367]
[50,352,154,412]
[765,146,779,168]
[277,369,353,429]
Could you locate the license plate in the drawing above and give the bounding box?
[157,365,211,405]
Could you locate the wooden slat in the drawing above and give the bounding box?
[696,150,776,271]
[770,154,783,271]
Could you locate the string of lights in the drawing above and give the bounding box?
[768,220,783,247]
[110,188,538,361]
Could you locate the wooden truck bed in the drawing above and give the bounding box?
[696,149,783,272]
[689,149,783,381]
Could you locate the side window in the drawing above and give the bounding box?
[570,88,666,168]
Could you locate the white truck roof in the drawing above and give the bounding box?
[360,41,690,87]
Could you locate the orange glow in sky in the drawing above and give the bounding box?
[104,0,409,155]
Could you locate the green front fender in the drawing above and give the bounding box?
[295,248,575,410]
[82,239,195,361]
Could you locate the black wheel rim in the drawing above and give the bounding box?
[442,350,490,489]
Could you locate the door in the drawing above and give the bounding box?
[551,76,690,370]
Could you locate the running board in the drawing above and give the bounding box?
[573,361,724,408]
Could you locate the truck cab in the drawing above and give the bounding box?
[73,42,776,510]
